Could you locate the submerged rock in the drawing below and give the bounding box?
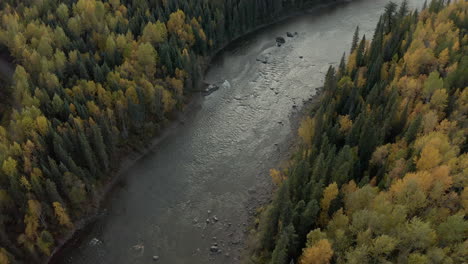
[276,37,286,44]
[286,32,294,37]
[152,255,159,261]
[256,57,268,64]
[132,243,144,252]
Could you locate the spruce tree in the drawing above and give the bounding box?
[350,26,359,53]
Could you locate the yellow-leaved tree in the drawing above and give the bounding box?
[298,116,315,146]
[53,202,74,229]
[299,239,334,264]
[319,183,339,225]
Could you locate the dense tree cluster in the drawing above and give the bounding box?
[250,1,467,263]
[0,0,336,263]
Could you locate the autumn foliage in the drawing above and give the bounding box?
[252,1,467,263]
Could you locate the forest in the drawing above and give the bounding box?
[0,0,336,263]
[249,0,467,263]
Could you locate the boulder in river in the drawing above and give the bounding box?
[210,245,220,253]
[152,255,159,261]
[203,84,219,96]
[89,238,102,246]
[276,37,286,44]
[286,32,294,37]
[221,80,231,89]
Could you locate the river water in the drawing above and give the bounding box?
[54,0,425,263]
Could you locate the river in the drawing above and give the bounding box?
[53,0,425,263]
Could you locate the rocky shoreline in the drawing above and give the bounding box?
[239,88,324,262]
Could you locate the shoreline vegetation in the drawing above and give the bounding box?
[248,1,467,263]
[0,0,343,263]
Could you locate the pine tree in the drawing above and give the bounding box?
[351,26,359,54]
[91,125,109,172]
[338,53,346,77]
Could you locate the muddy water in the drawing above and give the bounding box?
[55,0,425,263]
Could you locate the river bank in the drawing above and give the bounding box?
[47,94,203,263]
[240,87,324,260]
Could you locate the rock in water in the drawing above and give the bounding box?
[89,238,102,246]
[221,80,231,89]
[152,256,159,261]
[276,37,286,44]
[203,84,219,96]
[210,246,219,253]
[286,32,294,37]
[256,53,270,64]
[132,243,145,252]
[256,57,268,64]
